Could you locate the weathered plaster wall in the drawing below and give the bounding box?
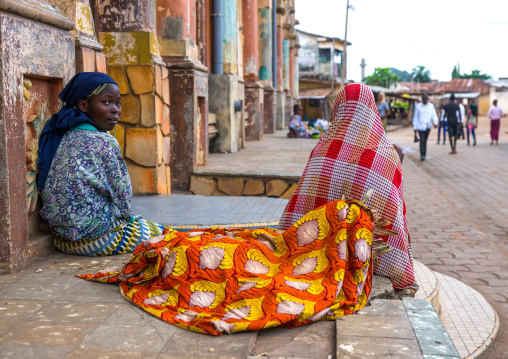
[209,74,240,153]
[0,13,74,271]
[169,68,208,192]
[156,0,198,59]
[223,0,239,75]
[258,5,272,85]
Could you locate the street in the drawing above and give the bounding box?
[389,116,508,359]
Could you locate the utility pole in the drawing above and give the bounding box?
[331,37,335,97]
[341,0,350,89]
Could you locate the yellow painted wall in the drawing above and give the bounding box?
[479,94,490,115]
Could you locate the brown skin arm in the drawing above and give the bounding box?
[392,144,404,164]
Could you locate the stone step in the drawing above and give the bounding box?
[414,260,500,359]
[434,272,500,359]
[414,260,440,313]
[336,298,459,359]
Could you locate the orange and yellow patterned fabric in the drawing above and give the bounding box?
[78,200,374,335]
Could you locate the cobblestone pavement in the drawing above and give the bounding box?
[387,116,508,359]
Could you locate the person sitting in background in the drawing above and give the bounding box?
[376,92,391,128]
[288,104,311,138]
[38,72,168,256]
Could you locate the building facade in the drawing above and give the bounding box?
[0,0,299,272]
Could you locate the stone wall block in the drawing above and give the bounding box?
[155,95,163,125]
[243,179,265,195]
[161,66,169,80]
[280,183,297,199]
[139,94,155,127]
[156,164,168,194]
[162,136,170,164]
[157,128,164,165]
[165,166,171,194]
[218,177,244,197]
[126,65,154,95]
[161,104,170,135]
[127,162,156,194]
[108,66,129,95]
[96,52,107,74]
[77,47,96,72]
[190,176,215,196]
[125,128,157,167]
[155,65,163,97]
[211,187,227,196]
[266,179,288,197]
[162,78,170,105]
[119,95,140,124]
[113,123,125,156]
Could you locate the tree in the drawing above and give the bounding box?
[452,64,461,79]
[460,69,492,80]
[363,67,400,88]
[411,66,431,83]
[390,68,411,82]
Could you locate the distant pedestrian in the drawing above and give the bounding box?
[413,93,438,161]
[443,94,462,154]
[456,99,466,140]
[467,99,478,146]
[437,104,447,145]
[376,92,391,128]
[487,99,505,145]
[287,104,311,138]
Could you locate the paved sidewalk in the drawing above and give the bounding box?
[387,118,508,359]
[132,195,288,229]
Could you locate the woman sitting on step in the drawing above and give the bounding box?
[279,83,419,294]
[38,72,168,256]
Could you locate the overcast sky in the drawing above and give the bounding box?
[295,0,508,82]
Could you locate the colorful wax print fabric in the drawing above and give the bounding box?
[54,217,166,256]
[79,200,374,336]
[41,128,133,241]
[278,84,418,291]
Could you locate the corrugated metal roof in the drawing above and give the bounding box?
[299,88,332,99]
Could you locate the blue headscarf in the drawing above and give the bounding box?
[37,72,118,190]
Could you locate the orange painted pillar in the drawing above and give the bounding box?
[242,0,259,82]
[156,0,196,44]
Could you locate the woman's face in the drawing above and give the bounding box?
[78,83,121,132]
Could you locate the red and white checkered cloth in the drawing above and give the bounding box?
[279,84,418,291]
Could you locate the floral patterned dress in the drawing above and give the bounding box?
[41,125,165,256]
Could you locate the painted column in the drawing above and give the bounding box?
[98,0,170,195]
[283,38,290,92]
[0,1,75,271]
[156,0,198,59]
[242,0,263,141]
[289,47,295,95]
[223,0,239,74]
[52,0,107,73]
[243,0,259,82]
[157,0,209,191]
[259,0,275,134]
[275,4,285,130]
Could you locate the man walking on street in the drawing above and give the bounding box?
[443,94,462,154]
[413,93,438,161]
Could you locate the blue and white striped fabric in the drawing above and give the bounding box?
[53,216,167,256]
